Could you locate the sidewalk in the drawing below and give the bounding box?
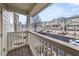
[64,33,79,39]
[56,32,79,40]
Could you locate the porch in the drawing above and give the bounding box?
[0,3,79,56]
[7,31,79,56]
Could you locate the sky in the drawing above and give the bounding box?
[38,3,79,22]
[19,14,26,24]
[19,3,79,24]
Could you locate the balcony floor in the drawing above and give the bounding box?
[7,45,32,56]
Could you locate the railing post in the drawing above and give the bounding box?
[7,33,9,53]
[27,31,30,46]
[43,41,45,56]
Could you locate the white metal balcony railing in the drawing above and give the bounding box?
[7,31,79,56]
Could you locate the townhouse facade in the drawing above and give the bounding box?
[66,16,79,35]
[36,20,61,33]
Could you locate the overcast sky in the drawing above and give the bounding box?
[38,3,79,22]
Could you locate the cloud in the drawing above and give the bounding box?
[52,6,64,14]
[71,7,79,11]
[19,14,26,24]
[55,8,63,13]
[71,3,79,6]
[39,3,79,22]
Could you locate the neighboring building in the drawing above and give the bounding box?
[66,16,79,35]
[41,20,61,33]
[50,20,61,33]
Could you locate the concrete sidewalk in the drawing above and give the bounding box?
[55,32,79,40]
[64,33,79,39]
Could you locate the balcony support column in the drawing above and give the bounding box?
[26,15,31,31]
[26,15,31,46]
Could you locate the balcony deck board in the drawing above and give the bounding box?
[7,45,32,56]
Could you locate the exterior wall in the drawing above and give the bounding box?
[0,7,2,56]
[68,18,79,23]
[1,8,14,56]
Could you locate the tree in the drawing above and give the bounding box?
[33,15,42,32]
[57,17,67,32]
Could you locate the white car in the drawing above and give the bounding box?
[69,40,79,46]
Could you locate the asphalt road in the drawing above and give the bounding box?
[38,32,79,43]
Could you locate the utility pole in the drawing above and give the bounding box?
[74,25,76,35]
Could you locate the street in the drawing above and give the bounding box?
[38,32,79,43]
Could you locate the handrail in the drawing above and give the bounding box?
[7,31,79,56]
[28,31,79,56]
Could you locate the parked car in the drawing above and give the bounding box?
[58,32,68,35]
[69,39,79,46]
